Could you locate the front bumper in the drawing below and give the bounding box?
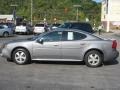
[0,48,11,59]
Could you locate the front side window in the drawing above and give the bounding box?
[62,31,86,41]
[41,31,62,42]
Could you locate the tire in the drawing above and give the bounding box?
[3,32,9,37]
[12,48,31,65]
[84,50,103,67]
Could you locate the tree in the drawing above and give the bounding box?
[0,0,101,25]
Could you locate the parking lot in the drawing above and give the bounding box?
[0,33,120,90]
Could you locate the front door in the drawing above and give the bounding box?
[32,31,62,59]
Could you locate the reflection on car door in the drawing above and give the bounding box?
[32,31,62,60]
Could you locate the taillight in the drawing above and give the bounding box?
[112,40,117,49]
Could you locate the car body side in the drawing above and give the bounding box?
[1,30,118,62]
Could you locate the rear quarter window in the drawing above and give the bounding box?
[74,32,87,40]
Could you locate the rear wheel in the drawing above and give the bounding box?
[12,48,31,65]
[84,50,103,67]
[3,32,9,37]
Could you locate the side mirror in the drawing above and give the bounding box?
[37,38,44,44]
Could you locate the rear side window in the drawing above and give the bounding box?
[74,32,86,40]
[62,31,86,41]
[17,23,26,26]
[35,24,44,27]
[22,23,26,26]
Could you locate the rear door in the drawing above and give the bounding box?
[61,31,87,60]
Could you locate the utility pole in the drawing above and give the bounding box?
[106,0,110,32]
[10,4,18,24]
[31,0,33,25]
[73,5,81,21]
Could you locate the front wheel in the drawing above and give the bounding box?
[84,50,103,67]
[12,48,31,65]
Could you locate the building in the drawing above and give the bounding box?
[101,0,120,32]
[0,15,14,23]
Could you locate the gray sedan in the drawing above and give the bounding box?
[0,29,119,67]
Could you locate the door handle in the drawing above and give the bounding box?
[53,45,59,46]
[80,43,86,45]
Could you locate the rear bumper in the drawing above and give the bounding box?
[104,50,119,62]
[15,29,27,33]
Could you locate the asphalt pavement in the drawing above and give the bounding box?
[0,33,120,90]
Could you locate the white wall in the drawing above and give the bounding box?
[101,0,120,22]
[0,15,13,21]
[109,0,120,21]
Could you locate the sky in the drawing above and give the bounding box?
[93,0,102,3]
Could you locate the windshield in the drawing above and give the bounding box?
[17,23,26,26]
[27,32,47,40]
[35,24,44,27]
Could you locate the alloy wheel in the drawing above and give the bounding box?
[88,54,100,66]
[15,51,27,64]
